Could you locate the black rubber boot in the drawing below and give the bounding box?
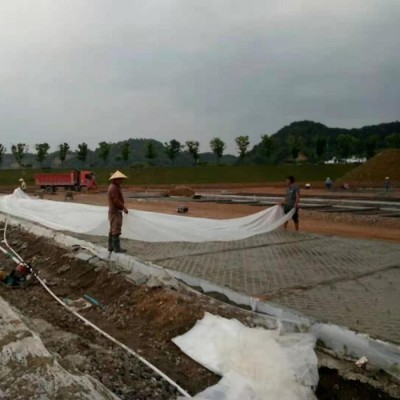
[108,233,114,252]
[112,235,127,253]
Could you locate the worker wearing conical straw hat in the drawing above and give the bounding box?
[384,176,391,192]
[108,170,128,253]
[19,178,27,192]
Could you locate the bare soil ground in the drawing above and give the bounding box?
[340,149,400,183]
[0,228,246,398]
[1,185,400,398]
[1,227,399,399]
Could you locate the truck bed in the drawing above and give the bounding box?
[35,172,76,186]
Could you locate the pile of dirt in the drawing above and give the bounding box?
[168,186,195,197]
[340,149,400,185]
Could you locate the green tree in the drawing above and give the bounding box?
[185,140,200,165]
[315,136,327,160]
[365,135,379,159]
[145,141,157,165]
[209,137,226,164]
[164,139,182,165]
[288,135,301,161]
[96,141,111,165]
[387,133,400,148]
[76,142,88,165]
[0,144,6,166]
[235,135,250,161]
[11,143,29,168]
[121,142,130,163]
[260,135,274,159]
[58,143,70,167]
[336,134,357,160]
[35,143,50,167]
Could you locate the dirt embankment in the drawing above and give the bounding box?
[1,226,400,399]
[339,149,400,186]
[0,227,253,398]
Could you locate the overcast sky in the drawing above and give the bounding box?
[1,0,399,154]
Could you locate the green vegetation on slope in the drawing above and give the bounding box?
[249,120,400,164]
[0,164,354,188]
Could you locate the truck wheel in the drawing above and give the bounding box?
[80,185,88,192]
[45,186,53,193]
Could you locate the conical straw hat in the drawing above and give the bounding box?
[109,170,128,180]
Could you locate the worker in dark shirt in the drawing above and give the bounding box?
[384,176,391,192]
[108,170,128,253]
[280,175,300,231]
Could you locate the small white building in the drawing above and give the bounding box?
[325,156,366,164]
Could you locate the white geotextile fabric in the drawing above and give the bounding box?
[0,296,119,399]
[0,189,294,243]
[173,313,318,400]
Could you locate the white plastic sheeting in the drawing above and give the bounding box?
[0,189,294,242]
[0,296,119,399]
[173,313,318,400]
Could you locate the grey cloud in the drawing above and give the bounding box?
[0,0,399,154]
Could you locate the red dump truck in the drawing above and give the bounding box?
[35,170,97,192]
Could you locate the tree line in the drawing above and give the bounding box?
[1,120,399,168]
[0,136,252,168]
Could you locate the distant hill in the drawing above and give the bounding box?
[247,120,400,164]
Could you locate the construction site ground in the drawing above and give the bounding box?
[1,185,400,399]
[60,189,400,344]
[0,226,399,400]
[66,186,400,243]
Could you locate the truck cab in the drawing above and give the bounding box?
[78,171,97,191]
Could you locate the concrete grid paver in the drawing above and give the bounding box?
[123,230,400,344]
